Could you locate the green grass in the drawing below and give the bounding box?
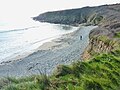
[88,14,104,25]
[115,32,120,38]
[0,74,50,90]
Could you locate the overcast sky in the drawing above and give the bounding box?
[0,0,120,22]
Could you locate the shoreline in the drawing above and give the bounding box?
[0,26,78,64]
[0,26,97,77]
[0,36,61,64]
[0,24,78,64]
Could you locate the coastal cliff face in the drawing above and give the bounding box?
[82,34,120,59]
[82,23,120,59]
[33,6,103,25]
[33,4,120,26]
[82,3,120,59]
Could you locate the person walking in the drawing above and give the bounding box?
[80,36,82,40]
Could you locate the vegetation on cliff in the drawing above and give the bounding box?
[115,32,120,38]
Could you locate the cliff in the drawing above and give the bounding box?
[82,34,120,59]
[33,4,120,26]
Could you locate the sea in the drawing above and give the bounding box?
[0,18,78,62]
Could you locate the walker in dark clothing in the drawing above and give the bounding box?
[80,36,82,40]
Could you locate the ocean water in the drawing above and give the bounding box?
[0,19,78,62]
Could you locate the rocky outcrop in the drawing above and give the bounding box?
[82,32,120,60]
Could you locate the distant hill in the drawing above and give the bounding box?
[33,4,120,26]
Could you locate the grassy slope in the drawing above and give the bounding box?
[1,49,120,90]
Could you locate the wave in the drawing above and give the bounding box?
[0,26,39,34]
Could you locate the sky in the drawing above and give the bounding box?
[0,0,120,23]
